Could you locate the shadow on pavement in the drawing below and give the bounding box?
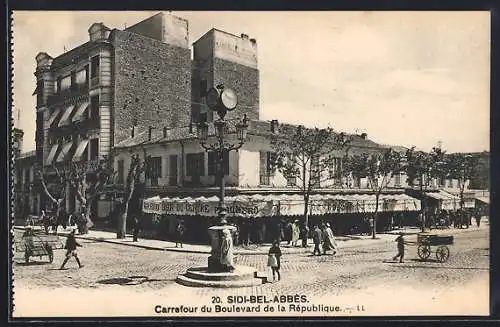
[15,261,50,266]
[397,265,489,271]
[96,275,175,286]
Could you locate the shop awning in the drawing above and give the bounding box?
[56,142,73,163]
[475,196,490,204]
[47,109,61,128]
[72,140,89,162]
[424,191,469,210]
[142,193,421,217]
[45,144,59,166]
[72,101,89,122]
[58,104,76,127]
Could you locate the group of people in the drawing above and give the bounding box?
[424,208,483,229]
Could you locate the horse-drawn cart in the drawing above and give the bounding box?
[15,229,64,264]
[416,234,454,263]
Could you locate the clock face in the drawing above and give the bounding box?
[205,88,220,110]
[221,88,238,110]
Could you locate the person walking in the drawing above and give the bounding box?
[299,222,309,248]
[132,217,140,242]
[392,232,406,263]
[60,229,83,269]
[284,220,293,245]
[291,220,300,247]
[323,223,338,255]
[175,219,185,248]
[267,240,282,282]
[312,224,322,256]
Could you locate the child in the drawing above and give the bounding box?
[392,232,406,263]
[60,229,83,269]
[268,240,282,282]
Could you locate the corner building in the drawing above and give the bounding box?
[33,13,192,213]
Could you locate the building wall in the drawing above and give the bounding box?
[111,29,192,145]
[192,30,260,122]
[126,12,189,49]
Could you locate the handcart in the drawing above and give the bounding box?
[15,229,63,263]
[416,234,454,263]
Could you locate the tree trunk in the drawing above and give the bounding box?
[420,179,426,232]
[117,201,128,239]
[372,193,380,239]
[303,195,309,227]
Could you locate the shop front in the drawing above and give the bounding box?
[141,192,422,243]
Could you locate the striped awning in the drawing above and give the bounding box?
[58,104,76,127]
[56,142,73,163]
[47,109,61,127]
[72,101,89,122]
[72,140,89,162]
[45,144,59,166]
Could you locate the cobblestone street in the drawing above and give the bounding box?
[12,225,490,317]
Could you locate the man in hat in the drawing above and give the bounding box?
[60,229,83,269]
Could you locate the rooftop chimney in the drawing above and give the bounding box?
[360,133,367,139]
[271,119,279,134]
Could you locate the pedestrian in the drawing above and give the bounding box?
[299,222,309,248]
[291,220,300,247]
[60,229,83,269]
[175,219,185,248]
[132,216,140,242]
[284,220,293,245]
[392,232,406,263]
[475,210,482,227]
[267,240,282,282]
[312,224,322,256]
[323,223,338,255]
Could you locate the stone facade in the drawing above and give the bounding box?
[111,29,192,144]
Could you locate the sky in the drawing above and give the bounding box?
[12,11,490,153]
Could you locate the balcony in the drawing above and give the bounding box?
[47,83,89,106]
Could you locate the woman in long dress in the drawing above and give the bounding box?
[323,223,338,255]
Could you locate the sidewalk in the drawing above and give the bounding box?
[13,223,486,255]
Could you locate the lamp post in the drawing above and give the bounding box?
[196,84,249,273]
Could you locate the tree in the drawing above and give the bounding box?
[404,146,446,231]
[343,148,402,239]
[36,158,116,229]
[66,158,116,231]
[442,153,478,215]
[271,125,351,226]
[116,152,147,239]
[35,164,67,216]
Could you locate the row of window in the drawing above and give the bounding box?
[36,55,100,106]
[115,151,233,187]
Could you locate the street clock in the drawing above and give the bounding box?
[220,88,238,111]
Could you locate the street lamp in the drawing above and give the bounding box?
[196,84,249,273]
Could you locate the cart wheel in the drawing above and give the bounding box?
[24,250,30,263]
[417,245,431,260]
[436,245,450,263]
